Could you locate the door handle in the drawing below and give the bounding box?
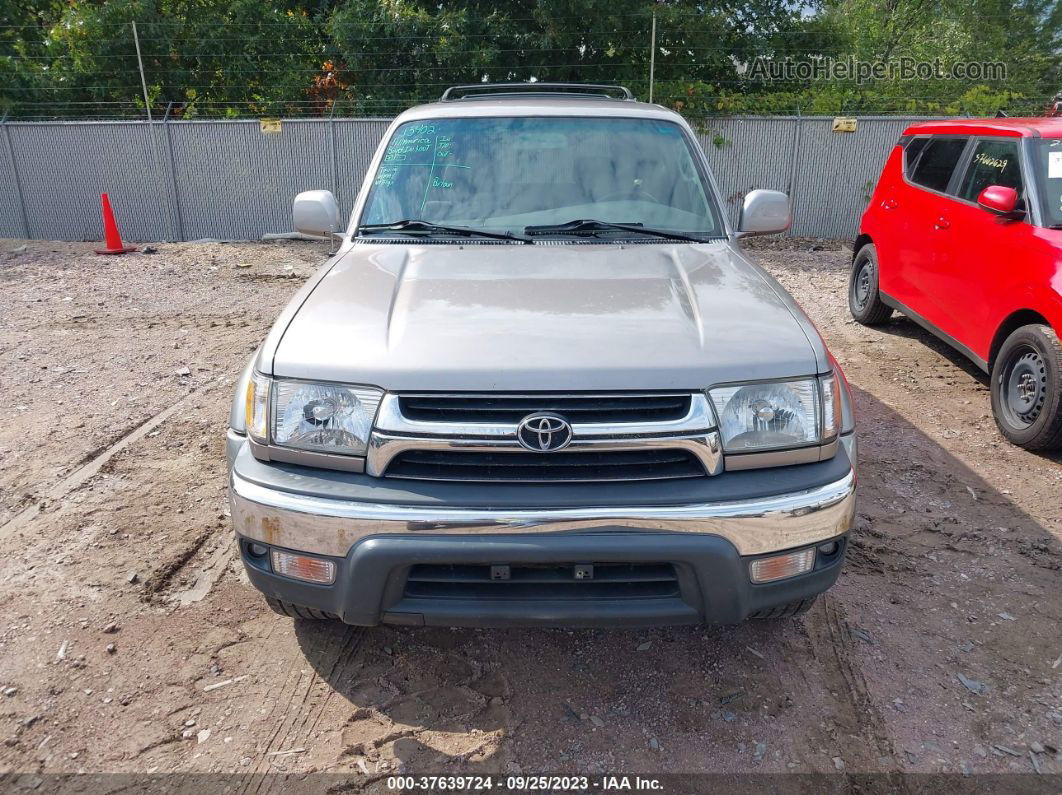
[880,199,898,210]
[934,216,950,230]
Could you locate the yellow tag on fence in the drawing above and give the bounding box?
[260,118,282,134]
[832,117,858,133]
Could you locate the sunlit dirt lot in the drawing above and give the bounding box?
[0,238,1058,790]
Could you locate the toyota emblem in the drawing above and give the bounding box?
[516,413,573,452]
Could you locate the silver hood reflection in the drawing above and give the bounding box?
[266,241,827,391]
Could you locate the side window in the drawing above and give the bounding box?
[908,137,968,193]
[903,137,929,178]
[957,139,1023,202]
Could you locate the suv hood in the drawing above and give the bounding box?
[270,242,825,391]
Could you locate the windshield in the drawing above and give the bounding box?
[358,116,723,239]
[1037,138,1062,227]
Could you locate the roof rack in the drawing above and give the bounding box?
[440,83,635,102]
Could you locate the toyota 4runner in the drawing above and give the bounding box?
[227,84,857,627]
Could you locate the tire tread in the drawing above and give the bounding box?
[848,244,893,326]
[1032,325,1062,450]
[265,596,338,621]
[749,595,818,620]
[991,324,1062,451]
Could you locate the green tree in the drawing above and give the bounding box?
[2,0,1058,119]
[812,0,1060,114]
[327,1,817,115]
[0,0,66,116]
[12,0,325,118]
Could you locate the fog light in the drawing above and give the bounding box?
[749,548,815,583]
[818,541,839,556]
[270,550,336,584]
[248,543,268,558]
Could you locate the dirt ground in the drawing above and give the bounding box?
[0,237,1058,791]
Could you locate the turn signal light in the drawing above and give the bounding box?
[270,550,336,584]
[749,548,815,583]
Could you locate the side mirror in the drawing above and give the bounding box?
[977,185,1023,219]
[737,189,792,237]
[293,189,340,238]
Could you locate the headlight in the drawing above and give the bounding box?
[245,375,383,456]
[820,372,842,440]
[708,375,839,453]
[245,371,271,444]
[272,380,383,456]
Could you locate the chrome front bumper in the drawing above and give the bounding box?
[230,459,856,559]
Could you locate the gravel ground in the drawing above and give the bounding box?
[0,237,1058,791]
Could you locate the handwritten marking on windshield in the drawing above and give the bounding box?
[418,135,440,216]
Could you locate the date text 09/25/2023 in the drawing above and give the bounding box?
[385,775,665,791]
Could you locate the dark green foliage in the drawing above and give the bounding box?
[0,0,1057,119]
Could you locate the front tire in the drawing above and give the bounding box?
[990,324,1062,450]
[848,244,892,326]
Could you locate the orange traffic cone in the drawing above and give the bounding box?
[95,193,137,255]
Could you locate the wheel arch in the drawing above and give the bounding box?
[989,309,1052,369]
[852,233,873,262]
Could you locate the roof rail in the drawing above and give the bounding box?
[440,83,635,102]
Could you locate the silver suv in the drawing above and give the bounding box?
[227,84,856,627]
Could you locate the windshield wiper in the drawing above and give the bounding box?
[359,219,530,243]
[524,219,707,242]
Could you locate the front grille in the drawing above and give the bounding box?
[403,563,680,601]
[384,448,706,483]
[398,393,691,424]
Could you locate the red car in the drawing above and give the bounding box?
[851,118,1062,450]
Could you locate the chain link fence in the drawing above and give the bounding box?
[0,115,934,243]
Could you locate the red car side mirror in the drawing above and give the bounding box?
[977,185,1021,217]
